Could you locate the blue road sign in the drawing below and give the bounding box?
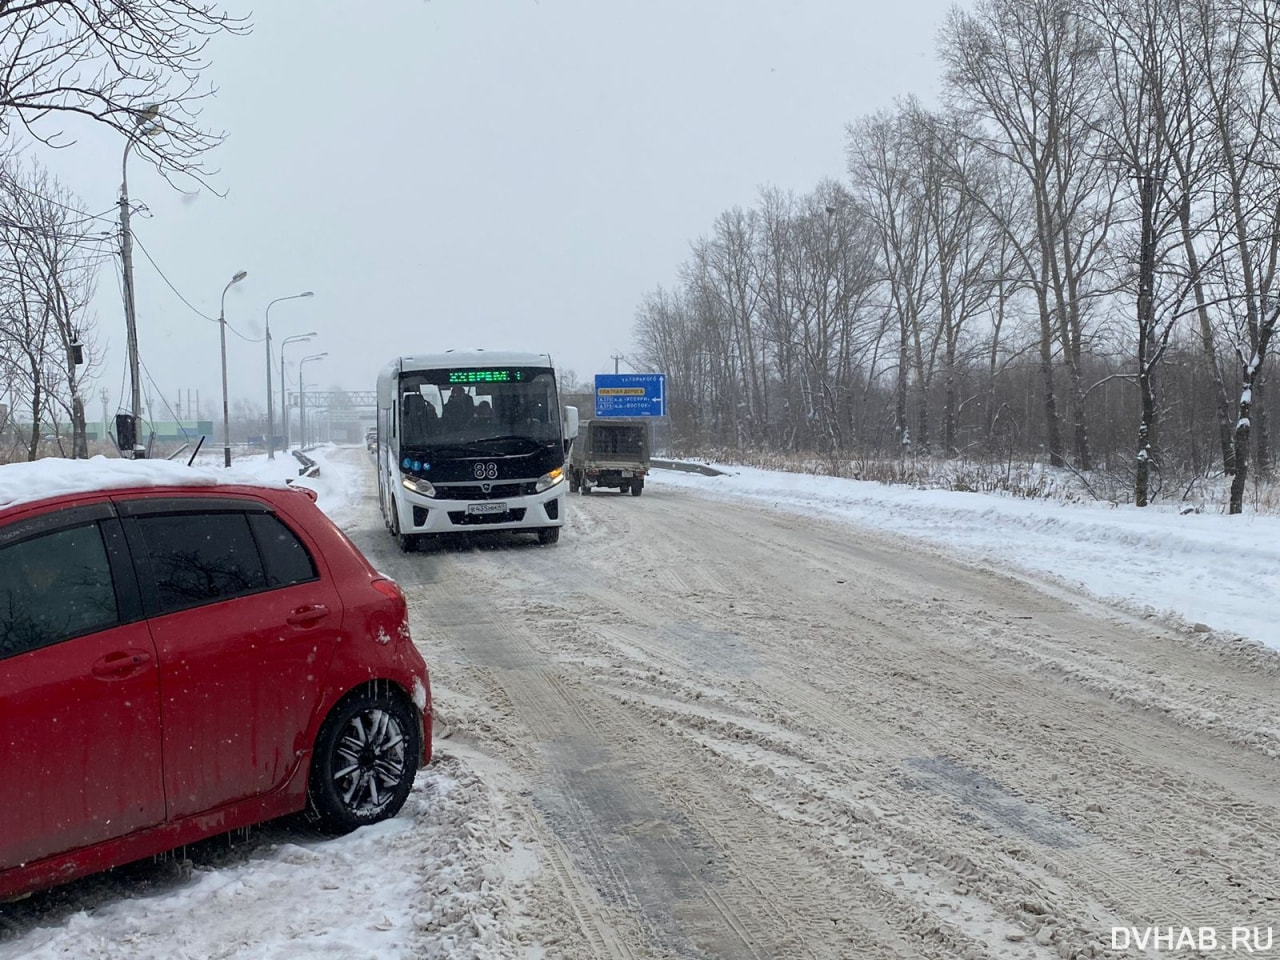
[594,373,666,418]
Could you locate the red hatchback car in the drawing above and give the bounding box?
[0,459,432,901]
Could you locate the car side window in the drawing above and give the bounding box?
[0,523,119,659]
[248,513,318,587]
[135,512,268,614]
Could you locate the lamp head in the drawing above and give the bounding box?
[231,270,248,283]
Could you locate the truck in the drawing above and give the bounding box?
[569,418,650,496]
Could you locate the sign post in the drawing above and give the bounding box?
[594,374,666,418]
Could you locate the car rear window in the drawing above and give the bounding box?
[248,513,318,587]
[136,512,268,614]
[0,523,119,659]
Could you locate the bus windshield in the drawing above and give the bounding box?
[398,367,560,455]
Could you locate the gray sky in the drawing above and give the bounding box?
[34,0,955,422]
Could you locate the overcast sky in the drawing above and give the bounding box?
[32,0,956,424]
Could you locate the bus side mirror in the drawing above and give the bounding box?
[562,405,579,460]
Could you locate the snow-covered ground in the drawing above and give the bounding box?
[166,444,1280,653]
[655,461,1280,653]
[3,444,1278,959]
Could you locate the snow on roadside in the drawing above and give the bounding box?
[1,757,536,960]
[649,462,1280,652]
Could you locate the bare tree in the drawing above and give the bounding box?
[0,1,250,182]
[1085,0,1212,505]
[1218,0,1280,511]
[903,104,1007,455]
[941,0,1118,470]
[0,159,106,459]
[634,286,707,451]
[848,110,936,455]
[1,161,104,458]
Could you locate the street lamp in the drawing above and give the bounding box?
[119,106,162,458]
[264,292,314,460]
[219,270,248,467]
[298,353,327,449]
[281,333,316,451]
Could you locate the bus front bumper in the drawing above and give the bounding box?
[396,484,565,534]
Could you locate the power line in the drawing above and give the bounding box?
[128,230,217,321]
[0,169,120,228]
[129,229,262,342]
[139,356,196,442]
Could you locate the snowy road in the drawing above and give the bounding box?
[348,449,1280,959]
[4,446,1276,959]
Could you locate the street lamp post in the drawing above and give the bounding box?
[118,107,161,458]
[281,333,316,451]
[298,353,327,450]
[219,270,248,467]
[264,292,313,460]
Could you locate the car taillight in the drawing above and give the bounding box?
[371,578,404,603]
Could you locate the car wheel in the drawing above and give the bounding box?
[631,479,644,497]
[308,690,421,834]
[537,527,560,545]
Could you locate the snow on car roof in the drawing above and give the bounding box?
[0,456,288,512]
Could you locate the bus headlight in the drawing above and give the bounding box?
[402,477,436,498]
[535,467,565,493]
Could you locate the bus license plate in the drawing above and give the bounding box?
[466,502,507,515]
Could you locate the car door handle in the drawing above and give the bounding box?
[286,604,331,626]
[92,649,152,679]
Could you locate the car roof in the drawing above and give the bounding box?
[0,456,290,514]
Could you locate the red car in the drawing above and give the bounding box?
[0,461,432,901]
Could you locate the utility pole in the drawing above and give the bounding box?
[611,354,624,374]
[119,155,143,457]
[118,107,161,458]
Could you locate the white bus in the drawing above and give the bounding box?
[375,350,578,550]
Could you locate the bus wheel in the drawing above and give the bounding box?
[390,507,415,552]
[569,470,580,493]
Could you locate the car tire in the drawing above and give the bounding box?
[631,479,644,497]
[569,470,580,493]
[307,689,421,834]
[537,527,560,545]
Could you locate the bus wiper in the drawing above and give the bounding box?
[470,434,542,449]
[404,445,479,457]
